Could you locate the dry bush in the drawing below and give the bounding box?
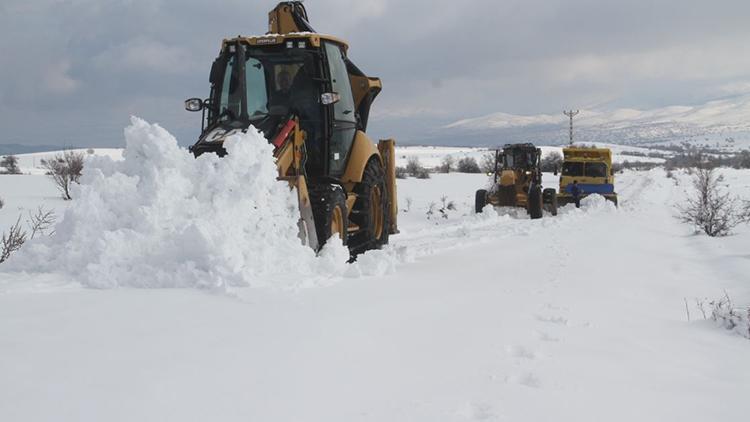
[456,157,481,173]
[1,155,21,174]
[0,196,4,209]
[414,167,431,179]
[406,157,427,177]
[480,152,496,173]
[437,155,454,173]
[41,150,85,200]
[540,151,562,173]
[0,207,56,264]
[395,166,408,179]
[676,167,749,237]
[1,217,26,264]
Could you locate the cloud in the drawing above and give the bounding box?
[93,38,196,74]
[2,0,750,146]
[43,60,79,95]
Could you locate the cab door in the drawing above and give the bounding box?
[323,41,357,176]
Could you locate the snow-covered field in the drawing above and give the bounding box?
[396,144,667,169]
[1,121,748,421]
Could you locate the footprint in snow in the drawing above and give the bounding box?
[455,402,499,421]
[505,372,542,388]
[505,344,536,360]
[535,314,568,325]
[535,330,560,342]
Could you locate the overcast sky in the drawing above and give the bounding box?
[2,0,749,147]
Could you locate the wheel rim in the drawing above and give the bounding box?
[370,185,384,239]
[330,204,345,241]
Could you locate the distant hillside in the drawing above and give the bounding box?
[416,93,750,149]
[0,144,74,156]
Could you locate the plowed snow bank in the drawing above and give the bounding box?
[6,117,349,289]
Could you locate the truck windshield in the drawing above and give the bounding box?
[216,45,318,124]
[562,162,584,176]
[585,162,608,178]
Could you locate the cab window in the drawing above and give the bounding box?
[562,162,584,177]
[324,42,357,175]
[585,163,608,178]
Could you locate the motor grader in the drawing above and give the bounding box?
[184,1,398,255]
[475,143,557,219]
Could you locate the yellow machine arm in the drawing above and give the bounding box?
[272,117,319,250]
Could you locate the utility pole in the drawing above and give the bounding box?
[563,110,579,145]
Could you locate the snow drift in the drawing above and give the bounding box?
[5,117,349,289]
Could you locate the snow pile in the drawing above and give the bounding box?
[6,117,349,289]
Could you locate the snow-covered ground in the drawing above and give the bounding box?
[396,143,666,169]
[0,121,748,421]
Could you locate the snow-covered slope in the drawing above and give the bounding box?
[0,121,748,421]
[437,94,750,148]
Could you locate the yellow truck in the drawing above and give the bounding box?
[557,147,618,206]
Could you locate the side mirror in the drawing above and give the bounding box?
[185,98,203,112]
[321,92,340,105]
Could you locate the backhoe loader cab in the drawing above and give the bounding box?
[184,2,398,255]
[475,143,558,219]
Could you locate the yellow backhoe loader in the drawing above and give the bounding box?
[184,1,398,255]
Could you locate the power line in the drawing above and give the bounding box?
[563,110,579,145]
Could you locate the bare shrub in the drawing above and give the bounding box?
[395,166,408,179]
[406,157,427,177]
[404,197,413,212]
[0,196,4,209]
[540,151,562,173]
[1,155,21,174]
[1,217,27,264]
[414,167,431,179]
[695,292,750,339]
[676,167,748,237]
[437,155,454,173]
[0,206,56,264]
[41,150,85,200]
[456,157,481,173]
[480,152,496,173]
[27,206,56,239]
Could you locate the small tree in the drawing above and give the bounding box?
[456,157,481,173]
[540,151,562,173]
[0,207,56,264]
[480,152,496,173]
[1,217,26,264]
[676,167,749,237]
[438,155,454,173]
[406,157,427,177]
[41,150,85,200]
[1,155,21,174]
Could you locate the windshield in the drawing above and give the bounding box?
[585,162,608,178]
[504,149,536,169]
[562,162,584,177]
[215,45,318,124]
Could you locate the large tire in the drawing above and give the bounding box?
[349,158,390,254]
[528,185,543,219]
[475,189,487,213]
[543,188,558,216]
[309,184,348,250]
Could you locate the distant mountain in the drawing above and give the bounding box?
[417,94,750,148]
[0,144,74,156]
